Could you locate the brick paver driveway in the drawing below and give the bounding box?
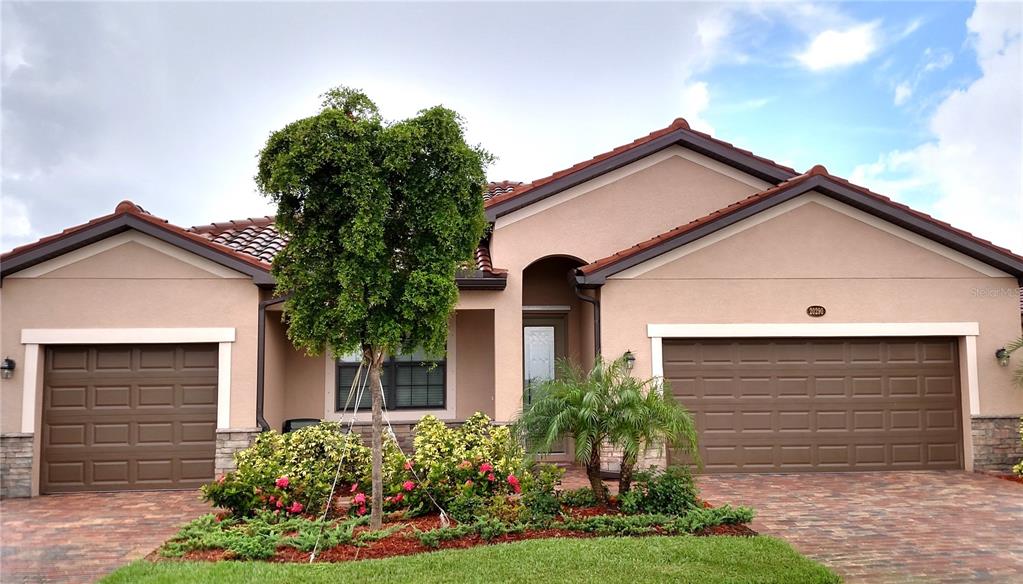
[1,490,209,583]
[699,471,1023,583]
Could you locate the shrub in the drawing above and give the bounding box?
[519,464,563,523]
[618,466,698,516]
[385,413,525,516]
[202,423,371,517]
[448,489,488,523]
[560,487,598,508]
[1014,418,1022,477]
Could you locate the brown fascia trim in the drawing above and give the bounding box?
[576,175,1023,285]
[0,213,276,286]
[484,128,798,221]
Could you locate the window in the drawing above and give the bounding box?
[336,348,446,412]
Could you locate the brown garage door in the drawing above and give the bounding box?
[664,338,963,472]
[42,344,218,493]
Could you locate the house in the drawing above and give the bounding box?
[2,118,1021,499]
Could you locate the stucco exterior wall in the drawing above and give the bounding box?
[483,147,765,420]
[262,313,289,433]
[0,235,261,433]
[599,197,1023,417]
[455,310,495,419]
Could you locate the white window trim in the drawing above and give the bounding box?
[323,320,457,423]
[647,321,981,471]
[20,327,236,433]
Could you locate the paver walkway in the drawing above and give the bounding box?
[697,471,1023,583]
[1,490,209,583]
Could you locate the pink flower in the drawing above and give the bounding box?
[216,475,226,484]
[458,460,472,470]
[275,476,290,489]
[403,480,415,492]
[275,499,283,509]
[357,505,367,516]
[268,495,276,504]
[354,493,366,504]
[507,475,521,494]
[487,473,496,482]
[288,501,304,514]
[350,483,360,493]
[393,493,404,503]
[479,462,494,473]
[404,459,415,470]
[465,479,474,487]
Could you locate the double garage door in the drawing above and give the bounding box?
[42,344,218,493]
[665,338,964,472]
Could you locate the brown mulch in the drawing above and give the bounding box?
[166,507,758,564]
[995,474,1023,485]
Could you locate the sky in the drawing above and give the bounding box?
[2,1,1021,253]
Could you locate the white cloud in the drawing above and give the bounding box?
[679,81,714,134]
[852,1,1023,252]
[923,48,953,72]
[1,196,38,249]
[893,82,913,105]
[796,22,880,71]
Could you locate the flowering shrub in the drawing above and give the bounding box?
[202,423,371,517]
[384,413,526,516]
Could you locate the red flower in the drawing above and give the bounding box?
[507,474,521,494]
[353,493,366,505]
[288,501,304,514]
[268,495,276,504]
[479,462,494,473]
[403,480,415,492]
[275,476,290,489]
[357,505,367,516]
[350,483,360,493]
[487,473,496,482]
[404,459,415,470]
[275,499,284,509]
[393,493,404,503]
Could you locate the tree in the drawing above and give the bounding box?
[611,377,699,494]
[256,87,489,528]
[516,354,699,504]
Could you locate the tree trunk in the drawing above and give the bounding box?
[367,348,384,530]
[586,443,607,505]
[618,453,636,495]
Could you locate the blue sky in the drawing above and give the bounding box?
[2,1,1020,251]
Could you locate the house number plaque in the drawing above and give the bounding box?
[806,305,826,318]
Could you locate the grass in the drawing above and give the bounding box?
[102,535,840,584]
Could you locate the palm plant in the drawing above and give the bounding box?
[516,354,700,503]
[611,377,699,494]
[1001,336,1023,388]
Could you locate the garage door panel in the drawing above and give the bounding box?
[666,338,962,472]
[42,344,218,493]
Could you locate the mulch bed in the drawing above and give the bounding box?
[162,507,757,564]
[995,474,1023,485]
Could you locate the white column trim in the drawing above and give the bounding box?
[217,342,233,429]
[964,335,981,416]
[649,336,663,394]
[647,322,980,338]
[22,327,236,344]
[21,344,40,433]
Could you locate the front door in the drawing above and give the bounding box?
[523,316,570,460]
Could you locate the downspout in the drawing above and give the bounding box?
[256,294,289,432]
[574,285,601,358]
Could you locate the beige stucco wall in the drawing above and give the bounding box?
[0,235,261,432]
[455,310,495,418]
[599,196,1023,416]
[477,147,766,420]
[262,312,289,432]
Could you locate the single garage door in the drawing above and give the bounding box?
[42,344,218,493]
[664,338,963,472]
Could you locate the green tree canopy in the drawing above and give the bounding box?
[256,87,490,359]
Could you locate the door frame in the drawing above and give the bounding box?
[523,313,572,462]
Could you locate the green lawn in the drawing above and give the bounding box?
[103,535,840,583]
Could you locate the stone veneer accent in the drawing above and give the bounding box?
[215,428,262,477]
[1,433,34,499]
[971,416,1023,473]
[600,442,668,476]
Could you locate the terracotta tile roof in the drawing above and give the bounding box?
[1,201,272,272]
[485,118,798,209]
[189,217,284,264]
[485,181,523,201]
[579,164,1023,277]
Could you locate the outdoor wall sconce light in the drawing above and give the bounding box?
[624,350,636,371]
[1,357,15,380]
[996,347,1010,366]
